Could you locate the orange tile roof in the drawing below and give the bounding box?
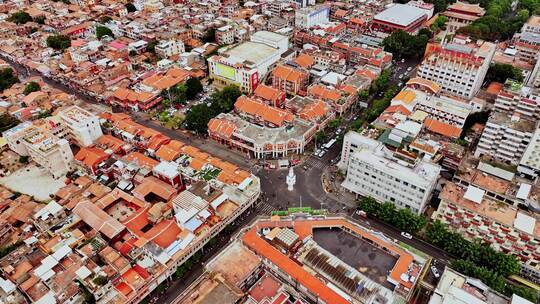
[235,96,294,127]
[242,227,349,304]
[406,77,440,94]
[147,133,170,151]
[189,158,207,171]
[165,68,191,80]
[182,145,200,158]
[142,74,183,91]
[146,219,182,249]
[155,140,185,161]
[299,100,330,121]
[124,152,159,170]
[96,134,126,153]
[308,85,342,102]
[208,118,236,139]
[424,118,462,139]
[254,84,282,102]
[486,82,503,95]
[393,89,417,104]
[383,104,412,116]
[75,147,110,170]
[133,176,177,202]
[96,188,145,210]
[272,65,307,83]
[294,53,315,68]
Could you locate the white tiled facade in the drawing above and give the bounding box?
[341,132,441,214]
[416,42,495,99]
[474,112,536,165]
[59,105,103,147]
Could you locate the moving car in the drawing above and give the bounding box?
[401,232,413,239]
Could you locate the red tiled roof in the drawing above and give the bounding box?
[424,118,462,139]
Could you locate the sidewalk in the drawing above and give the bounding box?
[321,165,357,207]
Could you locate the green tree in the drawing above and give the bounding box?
[328,117,343,129]
[0,68,19,93]
[185,78,203,100]
[202,28,216,43]
[92,276,108,286]
[34,15,46,24]
[146,39,158,53]
[485,63,524,83]
[125,2,137,13]
[0,114,21,132]
[358,89,369,102]
[8,11,32,24]
[23,81,41,95]
[46,35,71,51]
[430,15,448,31]
[315,131,327,143]
[99,15,112,24]
[184,104,214,133]
[96,26,114,40]
[382,30,430,59]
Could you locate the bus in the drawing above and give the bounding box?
[323,138,336,150]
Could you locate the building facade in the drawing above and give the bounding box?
[59,105,103,147]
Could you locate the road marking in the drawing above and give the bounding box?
[304,157,327,169]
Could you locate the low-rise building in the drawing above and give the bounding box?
[59,105,103,147]
[155,39,185,59]
[271,65,309,96]
[4,122,74,179]
[441,1,486,33]
[372,3,428,35]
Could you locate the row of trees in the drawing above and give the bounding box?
[184,85,241,133]
[451,260,537,302]
[358,197,427,234]
[382,29,432,59]
[458,0,533,41]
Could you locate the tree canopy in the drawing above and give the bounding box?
[485,63,524,84]
[146,39,158,53]
[382,30,431,59]
[23,81,41,95]
[184,85,241,133]
[46,35,71,51]
[357,197,427,234]
[0,68,19,93]
[125,3,137,13]
[96,26,114,40]
[0,114,21,133]
[8,11,32,24]
[185,78,204,100]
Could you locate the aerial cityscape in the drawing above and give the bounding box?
[0,0,539,303]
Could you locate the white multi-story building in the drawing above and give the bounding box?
[416,41,496,99]
[527,54,540,88]
[295,6,330,29]
[216,25,235,45]
[474,111,537,164]
[154,39,185,59]
[519,128,540,177]
[494,81,540,119]
[338,131,380,171]
[340,131,441,214]
[58,106,103,147]
[4,123,74,179]
[208,35,285,93]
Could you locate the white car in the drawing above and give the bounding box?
[431,266,440,278]
[401,232,412,239]
[407,66,413,72]
[317,150,326,158]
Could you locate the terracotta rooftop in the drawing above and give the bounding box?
[423,118,462,139]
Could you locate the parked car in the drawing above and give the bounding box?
[430,266,440,278]
[407,66,413,72]
[401,232,413,239]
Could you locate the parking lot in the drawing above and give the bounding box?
[313,227,398,289]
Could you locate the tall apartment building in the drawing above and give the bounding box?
[474,111,536,164]
[519,128,540,178]
[512,16,540,65]
[527,54,540,88]
[4,122,74,179]
[417,41,496,99]
[341,131,441,214]
[294,6,330,29]
[59,105,103,147]
[493,80,540,119]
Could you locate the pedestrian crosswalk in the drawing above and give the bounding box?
[304,157,327,169]
[256,202,278,215]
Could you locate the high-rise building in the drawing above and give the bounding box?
[294,6,330,29]
[417,40,496,99]
[340,131,441,214]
